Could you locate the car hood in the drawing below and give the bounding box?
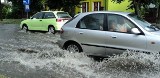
[21,19,29,23]
[150,31,160,36]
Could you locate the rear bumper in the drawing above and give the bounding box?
[56,23,64,30]
[57,39,66,49]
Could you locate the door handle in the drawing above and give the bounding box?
[79,32,83,34]
[111,36,117,38]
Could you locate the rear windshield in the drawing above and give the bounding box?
[57,12,71,18]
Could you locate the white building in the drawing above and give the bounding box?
[1,0,8,4]
[1,0,12,6]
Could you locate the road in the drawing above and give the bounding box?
[0,24,160,78]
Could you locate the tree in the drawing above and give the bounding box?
[112,0,154,17]
[0,0,3,21]
[4,0,83,18]
[112,0,160,23]
[47,0,83,16]
[7,0,24,18]
[30,0,43,14]
[2,3,12,19]
[40,0,47,10]
[153,0,160,23]
[7,0,44,18]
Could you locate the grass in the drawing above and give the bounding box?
[0,19,25,24]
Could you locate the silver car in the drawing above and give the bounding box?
[58,11,160,57]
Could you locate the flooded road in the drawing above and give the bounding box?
[0,24,160,78]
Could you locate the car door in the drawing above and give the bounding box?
[29,12,43,30]
[75,13,106,56]
[42,12,56,31]
[105,14,147,55]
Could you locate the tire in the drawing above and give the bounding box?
[48,26,56,34]
[22,25,28,32]
[65,43,82,53]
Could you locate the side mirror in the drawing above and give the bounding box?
[30,17,36,20]
[131,28,141,34]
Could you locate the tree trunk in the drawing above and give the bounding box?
[156,4,160,24]
[133,0,138,15]
[43,4,45,10]
[133,0,141,17]
[158,6,160,21]
[0,0,3,21]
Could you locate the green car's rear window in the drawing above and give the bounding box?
[57,12,71,18]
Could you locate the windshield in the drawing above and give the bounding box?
[57,12,71,18]
[128,14,160,32]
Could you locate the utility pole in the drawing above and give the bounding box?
[104,0,106,10]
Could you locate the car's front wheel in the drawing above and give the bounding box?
[22,25,28,32]
[65,43,82,53]
[48,26,56,34]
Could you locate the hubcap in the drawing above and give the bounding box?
[49,27,55,33]
[23,26,27,32]
[67,44,79,53]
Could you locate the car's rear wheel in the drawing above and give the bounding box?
[65,43,82,53]
[48,26,56,34]
[22,25,28,32]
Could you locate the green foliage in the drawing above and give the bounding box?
[5,0,83,18]
[112,0,155,17]
[7,0,44,18]
[30,0,43,14]
[7,0,23,18]
[111,0,125,3]
[47,0,83,16]
[112,0,154,9]
[47,0,82,10]
[0,0,3,21]
[2,4,12,19]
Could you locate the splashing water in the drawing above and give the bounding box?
[0,25,160,78]
[7,49,160,78]
[92,50,160,78]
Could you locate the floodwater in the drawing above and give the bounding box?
[0,24,160,78]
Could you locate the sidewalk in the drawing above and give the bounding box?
[0,19,23,24]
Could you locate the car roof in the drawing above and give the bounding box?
[79,11,131,16]
[41,11,65,13]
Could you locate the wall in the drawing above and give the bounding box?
[107,0,134,12]
[75,0,134,15]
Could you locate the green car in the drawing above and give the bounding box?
[20,11,72,34]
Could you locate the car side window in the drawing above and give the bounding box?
[108,14,137,33]
[32,12,43,19]
[79,13,104,31]
[44,12,55,19]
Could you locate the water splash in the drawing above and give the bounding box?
[92,50,160,78]
[1,46,160,78]
[1,28,160,78]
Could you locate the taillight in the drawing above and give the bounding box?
[60,28,64,34]
[56,19,62,22]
